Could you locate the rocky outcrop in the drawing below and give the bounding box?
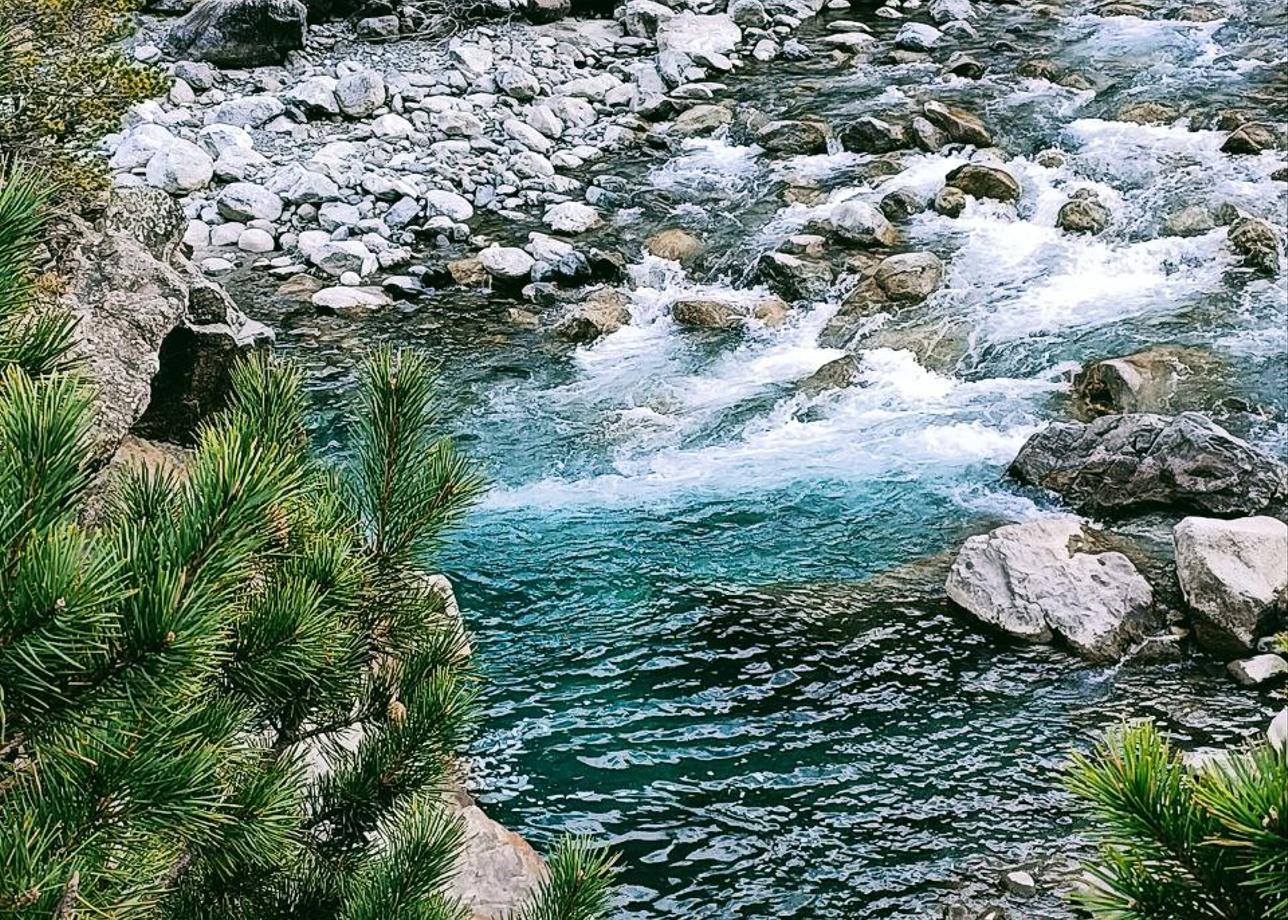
[58,187,270,456]
[443,787,548,920]
[945,517,1159,661]
[1071,346,1214,416]
[1009,413,1288,517]
[165,0,308,68]
[1174,516,1288,658]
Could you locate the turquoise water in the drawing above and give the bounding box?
[259,0,1288,913]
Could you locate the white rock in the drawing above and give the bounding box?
[895,21,942,50]
[1175,516,1288,657]
[169,79,196,106]
[210,222,245,247]
[201,257,236,274]
[197,123,254,158]
[238,228,275,252]
[285,76,341,116]
[434,110,485,137]
[512,151,555,178]
[1227,654,1288,686]
[503,118,553,153]
[526,232,575,262]
[557,73,624,102]
[1271,708,1287,752]
[109,124,174,170]
[218,182,284,222]
[543,201,601,233]
[213,147,269,182]
[624,0,675,37]
[526,105,564,139]
[657,12,742,56]
[184,220,211,248]
[318,201,362,231]
[145,139,214,193]
[372,113,415,137]
[311,286,392,313]
[209,94,286,128]
[336,71,387,118]
[478,246,535,280]
[546,96,596,129]
[309,240,377,278]
[424,190,474,222]
[266,164,341,204]
[450,42,494,76]
[945,517,1157,661]
[496,65,540,101]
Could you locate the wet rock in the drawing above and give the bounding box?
[945,163,1021,203]
[909,116,948,152]
[1003,870,1037,898]
[543,201,600,234]
[1228,654,1288,686]
[922,101,992,147]
[165,0,306,68]
[555,288,631,343]
[1220,123,1276,155]
[669,104,733,137]
[1228,216,1281,273]
[933,185,967,216]
[1174,515,1288,657]
[1116,100,1180,124]
[756,119,830,156]
[895,22,942,51]
[672,296,786,330]
[479,246,535,282]
[1164,205,1216,237]
[1008,412,1288,517]
[1056,193,1111,235]
[311,286,392,315]
[945,517,1158,661]
[645,228,705,263]
[880,188,925,221]
[838,116,907,154]
[800,353,861,393]
[945,52,985,79]
[811,200,897,248]
[1072,346,1212,415]
[873,251,944,302]
[448,257,488,287]
[756,251,834,300]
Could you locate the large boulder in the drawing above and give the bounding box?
[1009,413,1288,517]
[656,12,741,56]
[442,788,547,919]
[873,251,944,302]
[922,101,991,147]
[755,251,834,300]
[1228,216,1281,274]
[945,163,1021,203]
[810,200,897,248]
[165,0,307,68]
[1174,516,1288,658]
[1072,346,1213,415]
[945,517,1158,661]
[756,119,830,156]
[555,289,631,343]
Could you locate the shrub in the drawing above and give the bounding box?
[0,169,617,918]
[1067,720,1288,920]
[0,0,167,198]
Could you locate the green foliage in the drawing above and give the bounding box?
[0,185,619,918]
[0,0,167,198]
[1067,720,1288,920]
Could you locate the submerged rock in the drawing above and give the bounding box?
[165,0,306,68]
[945,517,1158,661]
[1009,412,1288,516]
[1174,515,1288,657]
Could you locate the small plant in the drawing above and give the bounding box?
[1067,720,1288,920]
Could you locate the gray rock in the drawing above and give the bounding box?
[265,163,340,204]
[523,0,569,22]
[356,14,399,39]
[625,0,675,36]
[1228,216,1281,274]
[543,201,600,234]
[946,163,1021,202]
[479,246,535,281]
[873,251,944,302]
[144,139,214,193]
[756,251,834,300]
[336,70,387,118]
[933,185,967,216]
[217,182,284,222]
[311,285,392,315]
[1221,123,1276,155]
[209,94,286,128]
[812,200,897,248]
[424,190,475,222]
[110,124,174,170]
[922,101,991,147]
[497,65,540,102]
[1228,654,1288,686]
[756,119,830,156]
[945,517,1158,661]
[1072,346,1212,415]
[308,240,376,278]
[441,788,547,918]
[1164,205,1216,237]
[895,22,942,50]
[284,76,341,117]
[838,116,907,154]
[165,0,306,68]
[656,12,741,56]
[727,0,767,27]
[196,123,254,158]
[555,289,631,342]
[1057,194,1112,234]
[1009,413,1288,516]
[1174,516,1288,657]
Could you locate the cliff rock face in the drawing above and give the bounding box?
[57,187,271,458]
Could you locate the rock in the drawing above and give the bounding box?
[441,788,546,919]
[523,0,569,22]
[209,94,285,128]
[945,52,985,78]
[555,289,631,343]
[812,200,897,248]
[311,286,392,315]
[110,124,174,170]
[165,0,306,68]
[1164,205,1215,237]
[217,182,284,222]
[1072,346,1210,415]
[526,105,564,139]
[543,202,600,234]
[479,246,535,282]
[1174,516,1288,657]
[945,517,1157,661]
[838,116,907,154]
[276,273,326,301]
[308,240,376,278]
[237,228,274,252]
[144,139,214,193]
[895,22,941,50]
[656,12,741,56]
[946,164,1021,203]
[355,14,399,39]
[669,104,733,137]
[1228,217,1281,274]
[880,189,924,221]
[908,116,947,152]
[447,257,488,287]
[285,76,340,117]
[756,119,829,156]
[265,164,339,204]
[624,0,674,37]
[1221,123,1276,155]
[922,101,991,147]
[504,118,553,152]
[1271,709,1288,751]
[1009,413,1288,517]
[1117,101,1179,124]
[336,70,386,118]
[496,66,540,102]
[800,354,860,393]
[450,42,494,76]
[1003,870,1037,898]
[929,0,973,22]
[933,186,967,216]
[1057,195,1111,234]
[727,0,767,26]
[644,229,705,263]
[424,190,474,222]
[196,124,253,158]
[1228,654,1288,686]
[672,299,741,330]
[756,251,834,300]
[372,113,414,137]
[873,252,944,302]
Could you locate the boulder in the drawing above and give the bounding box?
[671,296,786,330]
[895,22,942,51]
[1228,216,1281,274]
[285,76,341,117]
[208,94,285,128]
[144,140,214,194]
[555,289,631,343]
[265,164,339,204]
[644,229,705,263]
[873,251,944,303]
[523,0,569,22]
[838,116,907,154]
[217,182,284,222]
[1009,413,1288,517]
[165,0,306,68]
[800,353,860,394]
[1220,123,1276,155]
[336,70,387,119]
[496,66,540,102]
[656,12,741,56]
[543,202,601,234]
[479,246,536,282]
[811,200,897,248]
[1057,193,1111,235]
[442,788,547,919]
[424,190,474,222]
[1164,205,1215,237]
[880,188,925,221]
[945,517,1158,661]
[756,120,830,156]
[933,185,967,216]
[1227,654,1288,686]
[1117,101,1179,125]
[755,251,834,300]
[1174,516,1288,657]
[311,286,392,315]
[922,101,991,147]
[668,104,733,138]
[945,163,1021,203]
[1072,345,1211,415]
[624,0,674,37]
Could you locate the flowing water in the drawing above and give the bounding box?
[253,0,1288,914]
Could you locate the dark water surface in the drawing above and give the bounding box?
[256,0,1288,914]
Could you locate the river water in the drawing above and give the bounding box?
[258,0,1288,914]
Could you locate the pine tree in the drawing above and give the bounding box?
[0,169,618,918]
[1067,720,1288,920]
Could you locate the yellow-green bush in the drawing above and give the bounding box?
[0,0,167,199]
